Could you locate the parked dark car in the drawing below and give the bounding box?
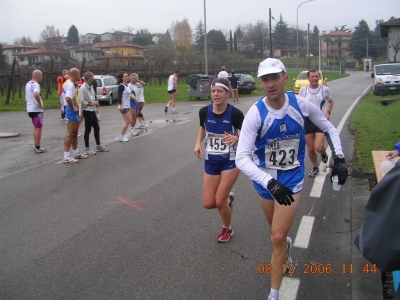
[228,73,256,94]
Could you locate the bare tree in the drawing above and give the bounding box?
[39,25,60,42]
[391,33,400,63]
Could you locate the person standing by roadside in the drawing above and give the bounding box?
[79,71,109,155]
[128,74,140,136]
[116,72,133,142]
[229,71,240,103]
[26,70,46,154]
[194,77,244,243]
[91,78,101,121]
[235,58,348,300]
[217,66,228,78]
[62,68,87,163]
[130,73,148,131]
[298,69,334,177]
[57,70,69,122]
[165,70,179,114]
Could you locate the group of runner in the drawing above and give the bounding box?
[26,58,350,298]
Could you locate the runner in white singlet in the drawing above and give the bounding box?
[298,69,334,177]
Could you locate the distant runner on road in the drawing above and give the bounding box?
[194,77,244,243]
[235,58,348,300]
[298,69,334,177]
[165,70,179,114]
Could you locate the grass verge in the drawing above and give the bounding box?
[349,92,400,173]
[0,69,349,111]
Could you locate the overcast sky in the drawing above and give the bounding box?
[1,0,398,44]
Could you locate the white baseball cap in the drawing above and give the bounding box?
[257,58,286,77]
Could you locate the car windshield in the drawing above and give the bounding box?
[297,72,322,80]
[375,64,400,75]
[243,75,254,82]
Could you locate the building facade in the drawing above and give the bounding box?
[321,30,353,58]
[380,18,400,63]
[2,45,39,65]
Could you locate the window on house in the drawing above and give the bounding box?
[20,57,25,61]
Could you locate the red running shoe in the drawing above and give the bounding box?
[218,227,233,243]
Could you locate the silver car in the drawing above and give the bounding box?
[93,75,119,105]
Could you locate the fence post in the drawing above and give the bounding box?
[5,58,16,105]
[159,59,165,86]
[18,63,22,99]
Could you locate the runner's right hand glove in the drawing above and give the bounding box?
[330,157,348,185]
[267,178,295,206]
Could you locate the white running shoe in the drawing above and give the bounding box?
[73,153,88,159]
[118,136,129,142]
[131,131,139,136]
[83,149,97,156]
[63,157,79,163]
[34,147,47,154]
[137,123,144,129]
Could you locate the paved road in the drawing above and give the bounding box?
[0,71,378,299]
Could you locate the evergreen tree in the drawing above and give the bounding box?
[349,19,378,61]
[67,25,80,45]
[93,36,101,43]
[194,19,204,52]
[310,25,320,56]
[229,30,233,52]
[273,14,289,49]
[207,30,227,53]
[233,32,237,52]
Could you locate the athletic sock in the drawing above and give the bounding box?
[72,149,79,155]
[35,145,40,150]
[269,288,279,299]
[64,152,70,159]
[223,225,231,230]
[166,104,169,107]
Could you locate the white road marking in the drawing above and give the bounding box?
[294,216,315,249]
[280,277,300,300]
[308,84,371,198]
[175,120,191,125]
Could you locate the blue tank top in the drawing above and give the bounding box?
[252,92,306,170]
[204,104,237,161]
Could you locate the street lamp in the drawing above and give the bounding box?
[203,0,208,75]
[296,0,316,69]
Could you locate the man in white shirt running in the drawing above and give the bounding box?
[235,58,348,300]
[217,66,228,78]
[165,70,179,114]
[298,69,334,177]
[26,70,46,154]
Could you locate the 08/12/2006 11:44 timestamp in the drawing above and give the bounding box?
[257,263,377,275]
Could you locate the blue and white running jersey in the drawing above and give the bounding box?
[252,92,306,170]
[204,104,238,161]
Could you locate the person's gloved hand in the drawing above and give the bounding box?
[267,178,294,206]
[330,157,348,185]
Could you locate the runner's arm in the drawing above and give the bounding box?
[235,105,274,188]
[194,126,206,159]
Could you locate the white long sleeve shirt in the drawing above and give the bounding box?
[235,93,343,189]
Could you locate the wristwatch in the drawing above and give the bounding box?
[327,111,331,115]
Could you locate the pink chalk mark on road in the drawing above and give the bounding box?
[107,197,150,211]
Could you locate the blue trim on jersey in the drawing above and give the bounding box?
[253,92,306,168]
[204,103,237,161]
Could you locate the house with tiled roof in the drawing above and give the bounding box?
[321,30,352,58]
[14,48,64,66]
[380,18,400,62]
[2,45,39,65]
[92,41,145,65]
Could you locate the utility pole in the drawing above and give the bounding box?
[269,8,273,58]
[366,38,369,57]
[307,23,310,69]
[204,0,208,75]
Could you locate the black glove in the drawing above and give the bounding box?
[330,157,348,185]
[267,178,294,206]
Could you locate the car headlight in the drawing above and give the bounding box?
[376,78,383,82]
[294,84,300,88]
